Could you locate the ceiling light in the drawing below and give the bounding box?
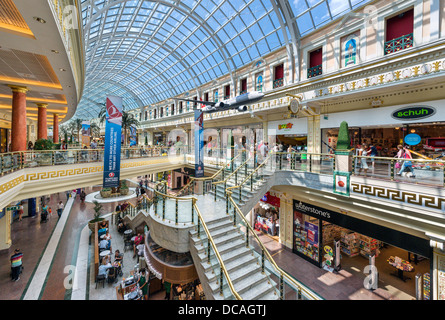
[59,68,66,72]
[33,17,46,24]
[51,50,59,54]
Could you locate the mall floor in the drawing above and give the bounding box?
[0,185,428,300]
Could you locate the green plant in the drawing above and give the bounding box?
[102,187,111,192]
[91,200,103,222]
[120,180,128,189]
[336,121,351,151]
[34,139,54,150]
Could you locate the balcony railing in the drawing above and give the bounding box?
[307,64,322,78]
[384,33,413,55]
[273,78,284,89]
[256,84,263,92]
[240,90,247,95]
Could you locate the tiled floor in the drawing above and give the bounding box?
[0,184,427,300]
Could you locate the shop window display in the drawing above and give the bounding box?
[293,211,319,263]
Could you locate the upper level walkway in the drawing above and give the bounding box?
[0,147,444,251]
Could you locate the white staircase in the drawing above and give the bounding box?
[189,214,279,300]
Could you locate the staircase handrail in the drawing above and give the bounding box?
[150,187,241,299]
[225,154,323,300]
[176,152,244,196]
[192,203,242,300]
[226,196,323,300]
[212,153,253,185]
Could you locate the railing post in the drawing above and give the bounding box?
[280,274,284,300]
[390,159,395,181]
[154,196,157,216]
[220,268,224,296]
[279,154,282,170]
[233,203,236,226]
[261,250,265,274]
[235,171,237,185]
[352,156,356,175]
[192,200,195,224]
[214,183,217,202]
[226,196,229,215]
[250,175,253,192]
[175,198,178,225]
[162,195,166,221]
[207,238,211,264]
[309,154,312,172]
[245,229,249,248]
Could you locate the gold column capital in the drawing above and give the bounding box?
[36,103,48,108]
[8,85,28,94]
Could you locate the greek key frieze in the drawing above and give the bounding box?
[351,183,445,211]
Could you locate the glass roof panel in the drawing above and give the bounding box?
[74,0,371,119]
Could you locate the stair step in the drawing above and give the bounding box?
[192,230,244,254]
[203,253,258,282]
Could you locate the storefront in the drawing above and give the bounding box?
[293,200,432,299]
[321,100,445,158]
[171,167,194,190]
[220,124,263,156]
[153,132,166,146]
[0,127,10,153]
[268,118,307,150]
[253,191,280,239]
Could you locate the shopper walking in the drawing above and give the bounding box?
[10,249,23,281]
[357,144,369,176]
[397,145,415,178]
[57,201,64,219]
[17,202,24,222]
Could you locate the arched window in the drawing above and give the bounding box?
[256,74,263,92]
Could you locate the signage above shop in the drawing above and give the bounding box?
[278,123,294,131]
[404,133,421,146]
[391,106,436,121]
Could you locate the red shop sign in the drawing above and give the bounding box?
[261,192,280,208]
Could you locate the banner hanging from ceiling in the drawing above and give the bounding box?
[129,124,137,147]
[81,120,91,147]
[194,109,204,178]
[103,96,123,188]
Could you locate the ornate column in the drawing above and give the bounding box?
[36,103,48,140]
[53,113,59,143]
[9,85,28,151]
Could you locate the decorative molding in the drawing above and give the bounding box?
[0,175,24,195]
[351,182,445,211]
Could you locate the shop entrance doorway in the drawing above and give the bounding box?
[293,200,432,300]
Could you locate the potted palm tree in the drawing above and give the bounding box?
[88,200,104,232]
[98,104,140,147]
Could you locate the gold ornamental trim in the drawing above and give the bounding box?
[351,183,445,211]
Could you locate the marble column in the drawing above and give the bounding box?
[9,85,28,152]
[37,103,48,140]
[53,113,59,143]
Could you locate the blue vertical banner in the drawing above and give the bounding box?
[129,124,137,146]
[103,96,123,188]
[194,109,204,178]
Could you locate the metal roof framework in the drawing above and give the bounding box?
[75,0,372,119]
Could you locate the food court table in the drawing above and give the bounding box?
[100,250,111,257]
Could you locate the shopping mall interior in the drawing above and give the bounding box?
[0,0,444,305]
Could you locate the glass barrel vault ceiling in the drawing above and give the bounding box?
[76,0,372,119]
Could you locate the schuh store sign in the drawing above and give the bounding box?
[392,106,436,121]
